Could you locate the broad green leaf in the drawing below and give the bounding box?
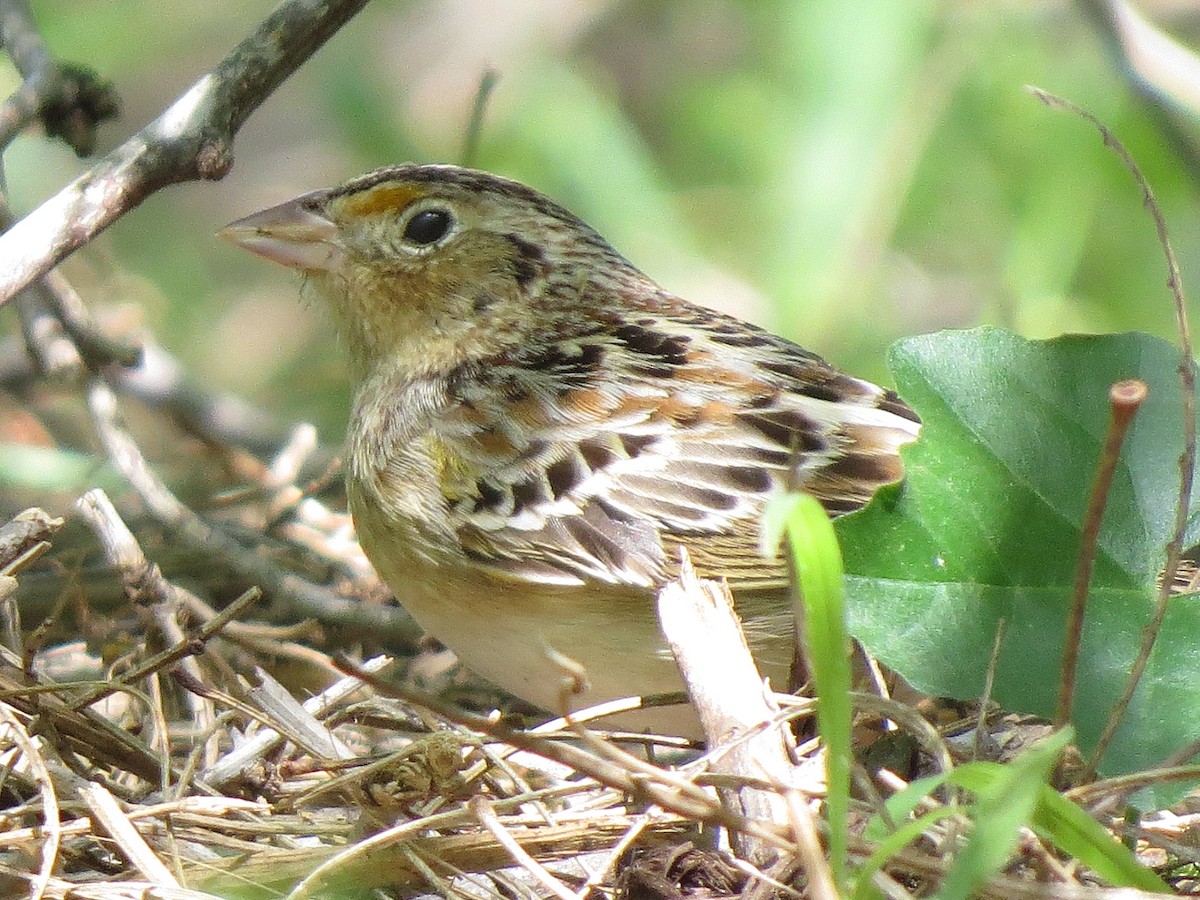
[837,328,1200,798]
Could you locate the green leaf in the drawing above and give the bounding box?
[854,806,958,900]
[837,328,1199,798]
[865,770,955,842]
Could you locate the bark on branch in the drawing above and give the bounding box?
[0,0,371,306]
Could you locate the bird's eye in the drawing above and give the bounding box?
[403,208,453,246]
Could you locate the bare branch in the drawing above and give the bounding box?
[0,0,371,306]
[1077,0,1200,185]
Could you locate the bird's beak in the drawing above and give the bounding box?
[218,189,343,271]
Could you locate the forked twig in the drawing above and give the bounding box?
[0,0,372,305]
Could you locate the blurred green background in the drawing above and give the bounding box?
[8,0,1200,443]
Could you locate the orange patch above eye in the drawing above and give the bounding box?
[337,183,426,218]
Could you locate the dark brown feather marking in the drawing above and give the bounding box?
[743,445,793,467]
[691,484,741,511]
[796,378,857,404]
[819,496,867,515]
[880,389,920,423]
[473,290,499,313]
[579,438,618,471]
[738,410,823,451]
[511,476,549,513]
[476,479,505,510]
[546,454,585,499]
[619,432,658,457]
[522,341,605,386]
[759,359,807,379]
[820,451,904,486]
[613,324,691,365]
[724,465,774,493]
[708,330,771,348]
[505,233,546,287]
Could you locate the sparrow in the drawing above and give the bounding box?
[221,164,920,734]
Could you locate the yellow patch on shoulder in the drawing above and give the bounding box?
[427,437,478,502]
[337,183,425,218]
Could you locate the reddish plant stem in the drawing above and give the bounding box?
[1056,379,1147,728]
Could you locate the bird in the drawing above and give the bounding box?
[221,164,921,735]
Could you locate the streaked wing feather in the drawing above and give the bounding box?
[434,291,920,589]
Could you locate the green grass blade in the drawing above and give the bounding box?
[776,492,852,884]
[937,731,1071,900]
[1030,787,1169,891]
[855,807,958,900]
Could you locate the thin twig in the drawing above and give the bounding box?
[114,339,303,458]
[38,268,141,369]
[0,77,44,148]
[0,702,59,900]
[471,796,577,900]
[1029,86,1196,778]
[1077,0,1200,187]
[0,0,120,156]
[0,190,83,376]
[75,488,218,767]
[975,617,1006,759]
[77,780,179,887]
[84,376,414,639]
[59,585,261,715]
[1056,380,1147,727]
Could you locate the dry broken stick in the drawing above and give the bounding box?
[656,552,800,870]
[0,507,62,573]
[0,0,372,305]
[75,488,218,765]
[0,506,62,656]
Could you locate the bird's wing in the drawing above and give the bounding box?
[434,299,920,590]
